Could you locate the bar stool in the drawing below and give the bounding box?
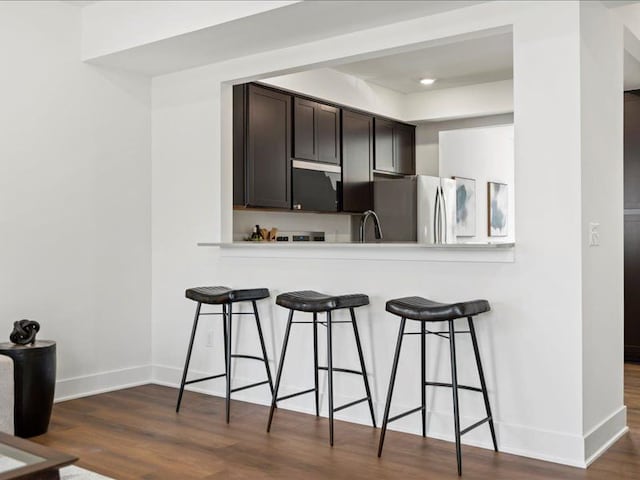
[176,286,275,424]
[266,290,376,446]
[377,296,498,476]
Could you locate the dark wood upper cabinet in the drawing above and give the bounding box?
[233,84,291,208]
[317,104,341,164]
[374,118,394,172]
[625,92,640,210]
[234,82,415,213]
[395,122,415,175]
[233,85,246,206]
[342,109,373,213]
[374,118,416,175]
[293,97,340,165]
[293,98,317,160]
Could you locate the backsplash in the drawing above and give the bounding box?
[233,210,353,243]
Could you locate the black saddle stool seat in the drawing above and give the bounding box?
[267,290,376,446]
[176,286,275,424]
[378,296,498,476]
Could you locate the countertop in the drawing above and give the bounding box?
[198,241,514,248]
[198,241,515,263]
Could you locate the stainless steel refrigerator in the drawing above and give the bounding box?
[373,175,457,244]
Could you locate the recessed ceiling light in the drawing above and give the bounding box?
[420,78,436,85]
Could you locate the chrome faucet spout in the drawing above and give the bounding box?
[359,210,383,243]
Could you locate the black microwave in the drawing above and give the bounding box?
[292,160,341,212]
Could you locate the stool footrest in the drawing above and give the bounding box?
[291,320,351,325]
[425,381,483,393]
[185,373,226,385]
[276,387,316,402]
[231,380,270,394]
[334,397,369,413]
[318,366,362,375]
[404,332,449,340]
[460,416,491,436]
[388,406,425,424]
[230,354,267,362]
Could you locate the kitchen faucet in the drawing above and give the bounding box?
[359,210,383,243]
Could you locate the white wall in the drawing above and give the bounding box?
[0,1,152,399]
[415,113,514,175]
[263,68,513,124]
[579,1,626,463]
[81,0,299,60]
[261,68,405,120]
[439,125,515,243]
[149,1,623,468]
[404,79,514,122]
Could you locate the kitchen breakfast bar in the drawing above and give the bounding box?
[185,241,517,475]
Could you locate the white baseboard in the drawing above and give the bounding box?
[584,406,628,466]
[55,365,152,402]
[55,363,629,470]
[151,364,590,468]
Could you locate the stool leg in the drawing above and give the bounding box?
[252,301,275,400]
[468,316,498,452]
[327,310,335,446]
[378,316,407,457]
[349,308,376,428]
[176,302,202,412]
[421,320,426,437]
[313,312,320,417]
[267,309,295,432]
[222,304,229,379]
[225,302,233,424]
[448,320,462,476]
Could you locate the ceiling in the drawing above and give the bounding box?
[333,32,513,94]
[87,1,486,75]
[62,1,98,6]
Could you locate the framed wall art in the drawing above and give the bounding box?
[453,176,476,237]
[488,181,508,237]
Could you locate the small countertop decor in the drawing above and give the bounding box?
[9,320,40,346]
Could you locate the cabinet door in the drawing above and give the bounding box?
[394,123,415,175]
[625,91,640,361]
[246,85,291,209]
[342,110,373,212]
[294,98,341,165]
[233,84,247,206]
[293,97,318,161]
[625,214,640,361]
[317,104,341,165]
[625,92,640,209]
[374,118,394,172]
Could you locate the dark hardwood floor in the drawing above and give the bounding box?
[32,364,640,479]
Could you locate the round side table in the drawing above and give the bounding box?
[0,341,56,438]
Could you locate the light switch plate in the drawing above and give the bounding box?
[589,222,600,246]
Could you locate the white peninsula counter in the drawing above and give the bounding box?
[198,241,515,262]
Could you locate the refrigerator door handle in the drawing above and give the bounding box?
[436,187,444,243]
[433,187,440,243]
[440,186,448,243]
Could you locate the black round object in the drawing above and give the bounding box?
[10,319,40,345]
[0,341,56,438]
